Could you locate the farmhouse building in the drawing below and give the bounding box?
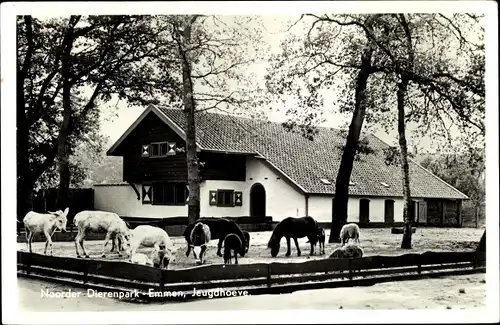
[95,104,468,227]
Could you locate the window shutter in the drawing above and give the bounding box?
[209,190,217,206]
[234,191,243,206]
[141,144,150,157]
[142,184,152,204]
[167,142,177,156]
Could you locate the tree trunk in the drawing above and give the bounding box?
[17,76,33,220]
[475,205,479,228]
[56,20,75,210]
[398,77,413,249]
[56,102,71,210]
[17,16,34,220]
[180,19,201,224]
[397,14,415,249]
[329,47,373,243]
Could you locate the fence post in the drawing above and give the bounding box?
[26,252,32,275]
[417,254,422,275]
[82,260,89,284]
[267,264,272,288]
[160,269,166,291]
[348,259,353,281]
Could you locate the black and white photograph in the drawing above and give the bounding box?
[1,1,499,324]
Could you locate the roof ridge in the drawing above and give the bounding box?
[158,106,346,134]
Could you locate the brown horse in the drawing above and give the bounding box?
[267,216,318,257]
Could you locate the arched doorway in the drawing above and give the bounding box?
[250,183,266,217]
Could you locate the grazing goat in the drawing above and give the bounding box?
[23,208,69,255]
[127,225,176,269]
[130,252,154,266]
[242,231,250,254]
[329,244,364,259]
[110,221,132,253]
[340,223,361,247]
[190,222,211,265]
[223,233,243,265]
[73,210,131,258]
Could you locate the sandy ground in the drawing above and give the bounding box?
[17,273,486,311]
[17,227,484,269]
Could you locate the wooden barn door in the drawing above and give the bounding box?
[384,200,395,226]
[419,201,428,225]
[359,199,370,224]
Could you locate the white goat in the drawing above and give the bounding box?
[127,225,176,269]
[73,210,131,258]
[23,208,69,255]
[340,223,361,247]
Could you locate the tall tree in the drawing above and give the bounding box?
[166,15,266,224]
[357,13,484,247]
[17,15,179,215]
[266,14,390,242]
[172,16,202,224]
[266,13,484,244]
[397,71,414,248]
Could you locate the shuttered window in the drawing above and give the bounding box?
[152,182,187,205]
[209,190,242,207]
[217,190,234,207]
[148,142,177,158]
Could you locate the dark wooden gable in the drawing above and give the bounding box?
[121,112,188,183]
[119,111,246,183]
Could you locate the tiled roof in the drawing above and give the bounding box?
[155,106,468,200]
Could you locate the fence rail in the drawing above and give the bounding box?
[17,250,486,302]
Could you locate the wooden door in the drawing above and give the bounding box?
[384,200,395,225]
[359,199,370,224]
[419,201,428,225]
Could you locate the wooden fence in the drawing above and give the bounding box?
[17,250,486,302]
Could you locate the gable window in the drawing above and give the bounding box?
[217,190,234,207]
[152,182,188,205]
[147,142,177,158]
